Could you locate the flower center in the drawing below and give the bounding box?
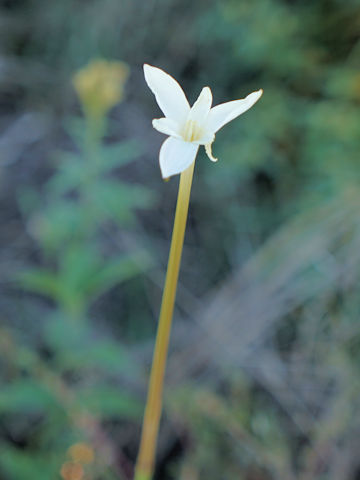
[181,119,204,143]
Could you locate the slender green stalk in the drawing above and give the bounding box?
[134,161,196,480]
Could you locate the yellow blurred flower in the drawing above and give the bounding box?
[73,59,129,118]
[60,461,84,480]
[68,442,95,465]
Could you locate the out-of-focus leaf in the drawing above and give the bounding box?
[59,244,100,292]
[57,340,139,377]
[58,245,149,304]
[17,269,60,299]
[99,139,142,171]
[44,314,88,351]
[326,68,360,101]
[44,314,139,375]
[47,140,141,196]
[46,153,86,195]
[0,380,56,413]
[62,116,87,148]
[84,252,152,298]
[91,180,156,223]
[28,201,85,251]
[77,386,141,418]
[0,447,60,480]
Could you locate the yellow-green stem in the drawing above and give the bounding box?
[134,161,196,480]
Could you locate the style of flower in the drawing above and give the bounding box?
[144,64,263,178]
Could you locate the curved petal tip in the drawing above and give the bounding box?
[248,89,263,102]
[205,142,218,162]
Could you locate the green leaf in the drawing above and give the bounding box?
[99,139,141,171]
[0,379,56,414]
[91,180,155,223]
[85,252,152,299]
[62,116,87,148]
[17,269,60,299]
[44,316,140,376]
[46,153,86,195]
[0,447,60,480]
[57,340,139,377]
[44,313,88,352]
[77,386,141,418]
[59,244,100,292]
[28,201,85,251]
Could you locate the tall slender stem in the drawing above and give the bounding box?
[134,161,196,480]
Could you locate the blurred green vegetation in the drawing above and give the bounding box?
[1,0,360,479]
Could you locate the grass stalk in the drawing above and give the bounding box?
[134,161,196,480]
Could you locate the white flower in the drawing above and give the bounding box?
[144,64,263,179]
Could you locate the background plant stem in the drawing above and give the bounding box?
[134,161,196,480]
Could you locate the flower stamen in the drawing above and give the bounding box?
[182,119,204,142]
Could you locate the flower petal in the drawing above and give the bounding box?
[188,86,212,123]
[192,130,215,146]
[159,136,199,178]
[205,142,218,162]
[207,89,263,133]
[144,64,190,123]
[152,117,182,138]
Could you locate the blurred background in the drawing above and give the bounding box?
[1,0,360,479]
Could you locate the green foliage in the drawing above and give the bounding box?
[0,379,56,414]
[2,0,360,478]
[2,95,154,476]
[17,114,154,314]
[0,448,60,480]
[78,386,141,418]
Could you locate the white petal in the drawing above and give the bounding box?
[192,130,215,146]
[205,142,218,162]
[188,86,212,123]
[144,64,190,123]
[207,89,263,133]
[159,137,199,179]
[152,117,182,139]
